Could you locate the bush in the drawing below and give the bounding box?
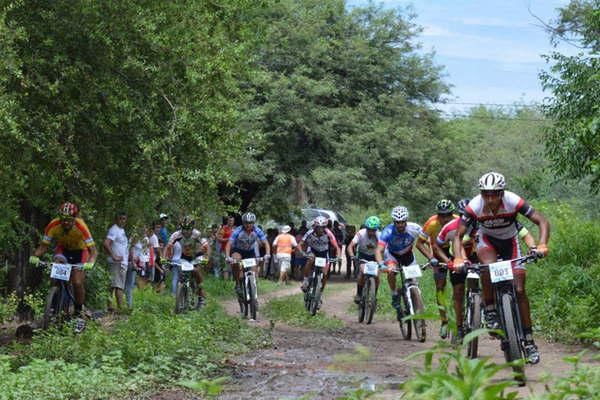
[527,202,600,343]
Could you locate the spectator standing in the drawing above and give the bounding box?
[158,213,169,249]
[344,225,357,279]
[104,212,129,311]
[273,225,297,284]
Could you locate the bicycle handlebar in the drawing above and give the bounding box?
[463,254,538,272]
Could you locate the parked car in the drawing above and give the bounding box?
[301,208,347,226]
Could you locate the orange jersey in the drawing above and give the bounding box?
[422,214,459,248]
[273,233,297,255]
[42,218,95,251]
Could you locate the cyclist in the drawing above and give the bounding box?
[375,206,438,312]
[453,172,550,364]
[224,212,271,297]
[418,199,458,339]
[348,216,381,304]
[164,216,209,308]
[272,225,298,284]
[298,216,340,293]
[29,202,98,333]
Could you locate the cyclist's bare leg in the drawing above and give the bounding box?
[514,272,532,329]
[433,266,448,323]
[232,252,243,284]
[303,256,315,278]
[452,283,466,327]
[70,269,85,315]
[387,270,397,292]
[476,247,498,307]
[322,263,330,289]
[192,268,204,296]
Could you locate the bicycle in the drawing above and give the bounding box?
[169,257,206,314]
[305,256,339,316]
[237,256,264,321]
[38,261,81,330]
[462,254,538,385]
[357,259,380,324]
[390,261,441,342]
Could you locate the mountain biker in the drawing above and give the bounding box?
[348,216,381,303]
[375,206,437,312]
[419,199,458,339]
[164,216,209,308]
[272,225,298,284]
[224,212,271,297]
[29,202,98,333]
[453,172,550,364]
[298,216,340,293]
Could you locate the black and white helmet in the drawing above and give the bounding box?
[241,212,257,223]
[313,216,328,227]
[478,172,506,191]
[457,198,470,215]
[391,206,409,222]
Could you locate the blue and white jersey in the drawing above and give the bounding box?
[229,226,267,251]
[378,222,427,255]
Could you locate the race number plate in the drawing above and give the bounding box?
[180,260,195,271]
[50,263,72,281]
[314,257,327,267]
[364,262,379,276]
[402,264,422,279]
[242,258,257,268]
[489,261,513,283]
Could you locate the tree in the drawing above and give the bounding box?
[540,0,600,189]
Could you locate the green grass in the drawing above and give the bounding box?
[0,286,270,400]
[263,293,345,331]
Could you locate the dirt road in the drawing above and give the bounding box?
[217,276,581,399]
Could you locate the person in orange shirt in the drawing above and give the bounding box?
[418,199,458,339]
[272,225,298,284]
[29,202,98,333]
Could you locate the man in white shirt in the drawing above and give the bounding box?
[104,212,129,310]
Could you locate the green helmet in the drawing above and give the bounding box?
[436,199,456,215]
[364,216,381,230]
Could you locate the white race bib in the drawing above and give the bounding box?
[402,264,422,279]
[314,257,327,267]
[242,258,257,268]
[180,260,195,271]
[489,261,513,283]
[364,262,379,276]
[50,263,72,281]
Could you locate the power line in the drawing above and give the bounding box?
[438,101,541,107]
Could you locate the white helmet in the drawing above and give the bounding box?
[280,225,291,233]
[391,206,409,222]
[313,216,328,227]
[242,212,257,223]
[478,172,506,191]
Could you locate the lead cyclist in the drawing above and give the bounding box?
[452,172,550,364]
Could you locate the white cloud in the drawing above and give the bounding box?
[451,16,530,28]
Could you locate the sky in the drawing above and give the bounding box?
[347,0,576,115]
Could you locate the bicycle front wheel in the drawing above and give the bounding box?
[310,275,322,316]
[500,292,526,384]
[410,286,426,342]
[365,278,377,325]
[249,278,258,320]
[398,291,412,340]
[175,283,188,314]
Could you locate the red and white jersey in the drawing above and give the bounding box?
[462,191,534,240]
[436,217,461,246]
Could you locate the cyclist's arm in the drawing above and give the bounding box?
[347,241,356,258]
[452,222,469,261]
[527,210,550,245]
[87,245,98,264]
[415,239,433,260]
[375,243,385,264]
[432,240,450,263]
[261,239,271,256]
[33,243,49,258]
[164,243,173,260]
[103,238,122,262]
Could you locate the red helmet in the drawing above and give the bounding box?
[58,202,79,218]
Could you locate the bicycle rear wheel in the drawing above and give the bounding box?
[466,292,482,359]
[365,278,377,324]
[410,286,426,342]
[500,292,526,385]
